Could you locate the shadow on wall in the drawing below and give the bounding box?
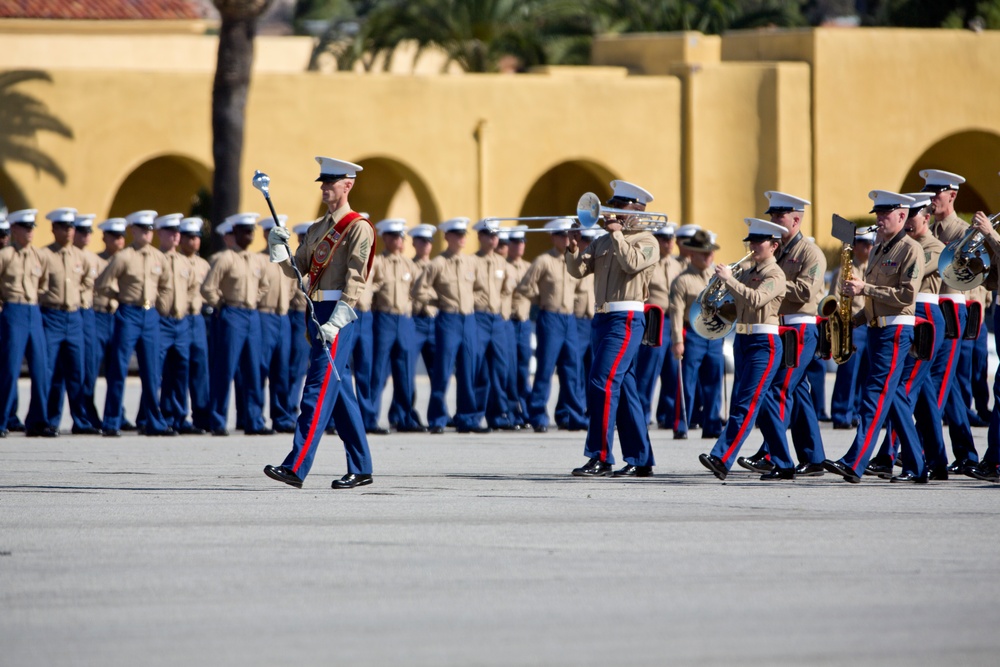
[0,70,73,212]
[899,130,1000,215]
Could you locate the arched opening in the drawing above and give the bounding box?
[519,159,616,260]
[106,154,212,245]
[899,131,1000,217]
[0,167,29,213]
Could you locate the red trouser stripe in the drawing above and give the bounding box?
[937,338,959,408]
[600,311,633,462]
[721,336,775,463]
[854,325,902,467]
[292,338,339,474]
[674,328,686,430]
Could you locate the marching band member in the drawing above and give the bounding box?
[829,226,874,429]
[505,227,531,429]
[968,204,1000,482]
[264,156,375,489]
[517,218,586,433]
[668,230,724,439]
[178,217,212,434]
[673,224,701,268]
[258,215,299,434]
[823,191,923,483]
[739,192,828,477]
[566,180,658,478]
[370,218,424,433]
[698,218,790,481]
[922,169,980,474]
[415,218,481,434]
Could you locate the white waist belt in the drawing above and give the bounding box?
[598,300,644,313]
[940,293,966,304]
[781,314,817,325]
[311,289,342,302]
[735,323,779,335]
[873,315,915,327]
[915,293,939,304]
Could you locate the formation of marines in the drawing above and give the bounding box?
[1,160,997,488]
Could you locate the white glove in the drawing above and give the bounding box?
[318,301,358,344]
[267,225,291,263]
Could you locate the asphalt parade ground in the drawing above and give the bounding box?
[3,377,1000,666]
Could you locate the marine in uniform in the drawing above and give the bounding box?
[258,215,298,434]
[95,210,174,436]
[264,156,375,489]
[829,226,874,429]
[739,192,828,476]
[402,223,437,430]
[961,282,991,426]
[369,218,424,432]
[673,224,701,268]
[177,216,211,434]
[40,208,98,434]
[345,240,379,434]
[517,218,586,433]
[414,218,480,434]
[91,219,130,430]
[563,227,599,423]
[504,227,531,429]
[0,213,8,249]
[566,180,659,478]
[0,209,53,437]
[823,191,924,483]
[922,169,980,474]
[968,205,1000,482]
[635,223,682,428]
[668,230,724,439]
[200,212,271,436]
[698,218,790,481]
[286,222,313,415]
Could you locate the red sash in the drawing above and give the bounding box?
[306,212,376,298]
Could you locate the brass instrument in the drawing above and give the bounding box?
[688,252,753,340]
[939,211,1000,290]
[576,192,670,231]
[819,245,855,364]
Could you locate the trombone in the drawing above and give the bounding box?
[576,192,670,230]
[478,217,578,233]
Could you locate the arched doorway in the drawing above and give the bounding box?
[313,156,440,254]
[106,154,212,244]
[519,159,616,260]
[899,131,1000,216]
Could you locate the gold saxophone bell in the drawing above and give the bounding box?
[819,244,856,364]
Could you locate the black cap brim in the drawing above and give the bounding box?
[764,207,794,216]
[316,174,349,183]
[869,205,901,214]
[744,234,778,242]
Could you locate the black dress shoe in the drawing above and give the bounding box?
[396,425,428,433]
[927,465,949,481]
[71,426,101,435]
[178,423,207,435]
[0,430,6,438]
[737,455,774,473]
[428,426,445,434]
[673,431,688,440]
[891,472,928,484]
[571,457,613,477]
[26,426,58,438]
[966,464,1000,482]
[701,432,723,439]
[325,427,338,435]
[121,421,137,432]
[613,464,653,478]
[817,414,832,422]
[212,429,229,436]
[245,427,275,436]
[968,415,989,427]
[822,459,861,483]
[145,427,177,437]
[794,462,825,477]
[366,427,391,435]
[865,461,894,480]
[946,459,975,476]
[102,429,121,437]
[760,467,795,480]
[533,424,548,433]
[264,465,303,488]
[8,422,25,432]
[332,473,372,489]
[274,425,297,434]
[699,453,728,480]
[457,426,491,434]
[832,421,853,430]
[497,424,521,431]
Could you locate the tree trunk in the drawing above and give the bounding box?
[211,14,257,247]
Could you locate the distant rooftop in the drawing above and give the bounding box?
[0,0,207,20]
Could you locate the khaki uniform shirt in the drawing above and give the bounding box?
[371,252,418,316]
[0,243,47,305]
[79,248,101,309]
[412,257,438,318]
[39,242,92,312]
[830,256,868,318]
[775,232,826,316]
[92,251,115,312]
[200,248,269,309]
[284,205,374,310]
[669,264,712,342]
[574,274,595,319]
[507,257,531,322]
[565,229,658,309]
[860,230,923,323]
[911,232,944,295]
[259,252,293,315]
[646,254,684,310]
[289,286,307,313]
[474,251,514,316]
[932,212,968,296]
[415,251,477,315]
[186,254,210,314]
[96,243,172,309]
[724,256,786,326]
[517,249,578,315]
[158,249,198,318]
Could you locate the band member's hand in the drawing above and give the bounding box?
[714,263,732,281]
[842,278,865,297]
[605,220,623,233]
[673,342,684,359]
[972,211,996,238]
[267,226,291,263]
[566,233,579,254]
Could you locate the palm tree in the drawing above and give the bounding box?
[0,70,73,185]
[588,0,804,35]
[211,0,274,236]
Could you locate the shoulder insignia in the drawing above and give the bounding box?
[905,263,917,279]
[642,246,653,260]
[808,264,818,279]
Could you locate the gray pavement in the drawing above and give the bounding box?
[3,377,1000,666]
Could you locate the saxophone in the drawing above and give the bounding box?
[819,245,855,364]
